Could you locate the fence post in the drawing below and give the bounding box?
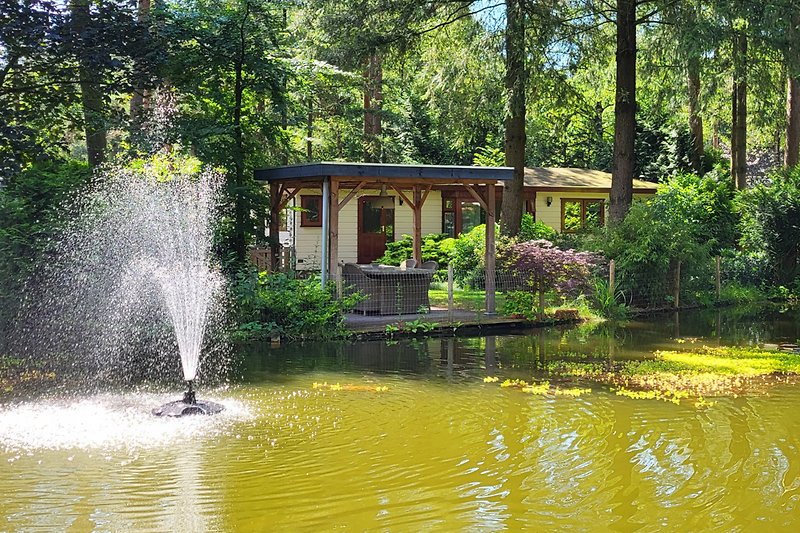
[447,262,454,320]
[674,260,681,309]
[609,259,616,297]
[715,255,721,301]
[336,263,343,299]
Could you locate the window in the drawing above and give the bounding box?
[442,190,533,237]
[460,201,484,234]
[442,198,456,237]
[300,195,322,227]
[561,199,605,232]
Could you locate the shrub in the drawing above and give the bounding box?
[0,160,92,338]
[736,166,800,286]
[499,239,598,318]
[233,270,363,341]
[519,213,557,242]
[376,233,454,278]
[586,183,717,308]
[720,249,772,288]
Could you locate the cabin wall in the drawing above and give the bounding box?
[293,189,443,271]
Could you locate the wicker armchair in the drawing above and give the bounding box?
[400,259,417,270]
[342,263,380,314]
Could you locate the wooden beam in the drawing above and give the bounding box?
[389,185,415,209]
[277,187,300,211]
[329,179,340,280]
[269,181,281,271]
[338,180,367,209]
[419,184,432,207]
[464,184,488,211]
[412,185,422,264]
[485,182,496,314]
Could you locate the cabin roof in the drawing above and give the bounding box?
[254,161,513,182]
[525,167,657,192]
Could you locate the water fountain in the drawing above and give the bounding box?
[12,159,227,417]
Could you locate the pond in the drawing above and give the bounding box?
[2,304,800,531]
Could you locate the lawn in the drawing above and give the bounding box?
[428,287,506,312]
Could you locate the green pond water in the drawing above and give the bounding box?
[2,305,800,531]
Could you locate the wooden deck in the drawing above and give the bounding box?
[344,306,536,337]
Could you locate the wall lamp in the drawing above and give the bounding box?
[546,196,553,207]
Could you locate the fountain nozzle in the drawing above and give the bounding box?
[183,380,196,405]
[152,380,223,417]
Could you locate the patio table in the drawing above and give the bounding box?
[357,264,434,315]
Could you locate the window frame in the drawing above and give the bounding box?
[300,195,322,227]
[441,190,534,237]
[560,198,605,233]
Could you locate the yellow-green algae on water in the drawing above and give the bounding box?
[487,346,800,406]
[612,345,800,403]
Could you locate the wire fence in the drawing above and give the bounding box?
[337,256,734,316]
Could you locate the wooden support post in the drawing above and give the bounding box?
[329,179,340,281]
[609,259,616,297]
[715,256,721,301]
[412,185,422,264]
[448,262,454,320]
[485,182,496,314]
[674,260,681,309]
[269,181,280,271]
[320,178,329,287]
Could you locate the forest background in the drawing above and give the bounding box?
[2,0,799,338]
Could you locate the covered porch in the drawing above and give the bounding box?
[254,162,512,314]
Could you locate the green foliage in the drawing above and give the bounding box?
[472,145,505,167]
[0,161,92,335]
[376,233,454,275]
[519,213,557,242]
[502,290,537,320]
[720,249,773,288]
[233,270,363,341]
[578,172,740,308]
[591,278,628,319]
[737,167,800,286]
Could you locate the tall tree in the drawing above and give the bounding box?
[129,0,152,122]
[500,0,526,236]
[609,0,637,223]
[69,0,107,166]
[730,23,747,188]
[783,12,799,168]
[164,0,287,264]
[687,55,704,172]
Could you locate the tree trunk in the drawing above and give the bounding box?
[732,31,747,189]
[71,0,107,167]
[786,75,800,168]
[731,81,737,180]
[307,97,314,161]
[785,12,799,169]
[363,53,382,162]
[231,4,251,264]
[499,0,526,237]
[129,0,151,122]
[687,56,703,173]
[609,0,636,224]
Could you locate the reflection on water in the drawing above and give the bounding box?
[2,304,800,531]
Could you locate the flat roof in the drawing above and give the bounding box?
[525,167,657,191]
[254,161,514,182]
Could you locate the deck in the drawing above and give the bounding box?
[344,306,537,337]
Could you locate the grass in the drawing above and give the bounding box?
[428,287,506,312]
[483,345,800,406]
[428,286,599,320]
